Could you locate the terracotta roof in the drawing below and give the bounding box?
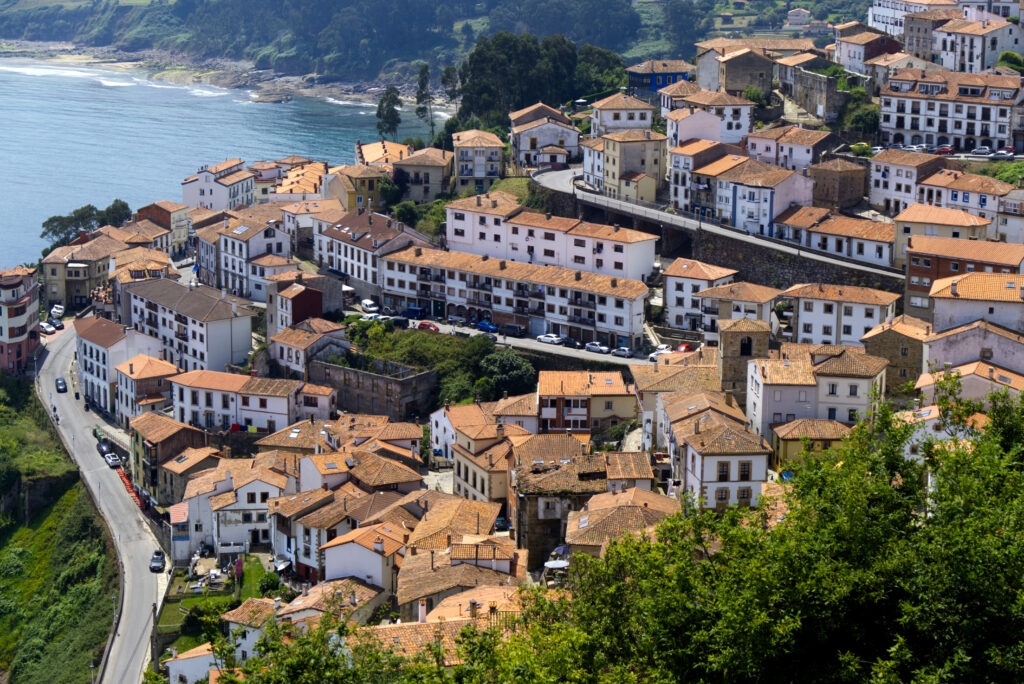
[687,420,770,456]
[266,488,334,520]
[808,216,895,242]
[169,502,188,524]
[567,222,657,244]
[161,446,221,475]
[663,391,747,430]
[355,618,479,666]
[512,438,606,496]
[509,102,572,126]
[862,51,914,67]
[682,90,756,107]
[894,203,991,227]
[395,547,522,607]
[407,499,502,550]
[580,137,605,152]
[511,118,578,136]
[603,452,654,480]
[446,191,523,217]
[659,80,704,97]
[840,30,891,45]
[782,282,900,305]
[114,354,179,380]
[631,363,720,394]
[425,585,522,621]
[303,318,345,334]
[537,371,629,396]
[394,147,454,167]
[938,17,1013,35]
[508,211,580,232]
[810,158,866,173]
[663,257,737,281]
[907,236,1024,265]
[773,418,852,441]
[601,130,667,143]
[164,642,214,662]
[626,59,695,74]
[590,92,655,110]
[692,154,751,178]
[490,392,536,417]
[750,125,833,147]
[458,423,530,441]
[906,7,962,19]
[240,376,301,397]
[718,317,771,333]
[696,281,781,303]
[717,158,795,188]
[752,358,816,385]
[358,140,414,165]
[129,412,197,444]
[776,52,822,67]
[271,327,324,350]
[696,37,815,52]
[929,272,1024,301]
[886,68,1020,104]
[277,577,383,618]
[452,129,503,148]
[126,280,254,322]
[774,205,832,229]
[281,199,343,216]
[256,416,389,451]
[919,169,1015,195]
[300,383,335,396]
[73,317,127,348]
[916,361,1024,392]
[383,246,649,299]
[872,148,945,167]
[349,451,423,488]
[321,521,406,554]
[567,488,679,547]
[221,598,277,627]
[924,318,1023,344]
[171,370,249,393]
[318,210,410,253]
[860,314,933,342]
[812,349,889,378]
[216,169,255,187]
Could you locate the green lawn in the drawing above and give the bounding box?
[489,177,532,201]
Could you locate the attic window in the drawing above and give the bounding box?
[325,462,338,470]
[533,459,544,465]
[1007,281,1015,289]
[998,374,1012,384]
[914,409,930,419]
[578,521,589,529]
[579,515,590,523]
[605,379,612,384]
[560,458,571,464]
[174,454,188,463]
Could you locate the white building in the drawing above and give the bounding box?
[321,523,406,596]
[508,102,580,166]
[281,199,343,253]
[164,643,217,684]
[665,108,723,148]
[581,138,605,192]
[444,192,658,282]
[929,272,1024,332]
[747,345,888,436]
[182,159,255,211]
[113,353,180,429]
[934,18,1020,73]
[675,91,755,144]
[697,156,815,236]
[868,148,949,213]
[452,129,504,193]
[915,168,1014,222]
[835,31,903,75]
[218,217,290,299]
[695,281,781,345]
[668,138,743,213]
[868,0,957,36]
[428,402,493,462]
[879,68,1022,150]
[589,92,655,136]
[125,279,255,372]
[924,318,1024,374]
[782,283,900,345]
[380,246,649,349]
[744,126,837,171]
[663,257,737,331]
[916,361,1024,401]
[775,207,896,267]
[221,597,278,662]
[72,317,162,414]
[171,370,315,433]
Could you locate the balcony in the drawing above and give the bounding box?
[466,296,491,307]
[514,306,530,315]
[486,170,500,177]
[145,315,158,327]
[416,272,434,282]
[568,314,596,325]
[570,298,596,309]
[175,328,188,341]
[528,288,545,299]
[529,305,545,315]
[540,407,556,419]
[701,306,719,315]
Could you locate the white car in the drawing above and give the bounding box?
[39,322,55,335]
[585,341,610,354]
[648,349,674,363]
[360,313,381,321]
[537,333,563,345]
[50,305,64,318]
[610,346,633,357]
[870,146,884,155]
[360,299,379,313]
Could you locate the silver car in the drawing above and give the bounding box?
[610,346,632,357]
[585,341,610,354]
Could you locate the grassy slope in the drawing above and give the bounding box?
[0,484,117,683]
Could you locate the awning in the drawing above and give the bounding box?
[341,285,355,292]
[275,559,291,572]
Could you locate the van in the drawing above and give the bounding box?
[499,323,526,337]
[399,306,426,320]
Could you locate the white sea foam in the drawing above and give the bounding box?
[98,78,135,87]
[0,64,97,79]
[189,88,228,97]
[326,97,375,108]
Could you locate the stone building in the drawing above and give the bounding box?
[307,352,437,421]
[790,65,869,122]
[716,317,771,407]
[860,314,932,391]
[809,158,869,210]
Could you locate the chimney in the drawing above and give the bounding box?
[302,583,309,596]
[129,362,134,375]
[725,392,734,407]
[223,218,229,230]
[469,600,479,619]
[273,597,281,610]
[232,300,238,316]
[695,419,700,434]
[250,368,257,377]
[373,536,384,553]
[350,590,357,606]
[418,598,428,623]
[223,446,232,459]
[546,213,552,220]
[611,278,618,287]
[221,288,227,300]
[476,195,482,206]
[575,271,582,281]
[989,366,995,379]
[614,224,620,232]
[170,647,178,659]
[296,273,303,283]
[414,247,422,256]
[430,549,435,569]
[503,391,508,399]
[500,260,506,270]
[496,424,504,439]
[446,533,452,549]
[951,280,958,296]
[403,532,409,545]
[491,200,497,208]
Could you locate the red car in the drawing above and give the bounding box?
[933,145,955,155]
[417,321,439,332]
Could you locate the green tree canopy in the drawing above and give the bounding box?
[39,199,131,255]
[375,86,402,140]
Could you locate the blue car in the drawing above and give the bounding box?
[476,320,498,333]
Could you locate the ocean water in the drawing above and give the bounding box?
[0,58,439,265]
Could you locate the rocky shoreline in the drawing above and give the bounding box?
[0,39,451,108]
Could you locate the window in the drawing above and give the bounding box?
[604,400,613,410]
[247,492,256,504]
[848,409,858,423]
[849,384,858,397]
[717,462,729,482]
[259,398,267,409]
[241,396,249,407]
[828,383,838,396]
[901,347,909,356]
[828,407,837,420]
[843,306,853,316]
[842,325,852,336]
[739,462,751,481]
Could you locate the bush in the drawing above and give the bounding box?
[259,572,281,596]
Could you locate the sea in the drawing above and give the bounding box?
[0,58,440,265]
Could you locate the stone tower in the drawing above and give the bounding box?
[716,317,770,408]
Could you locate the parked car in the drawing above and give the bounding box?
[990,150,1015,160]
[47,317,65,330]
[446,314,467,325]
[997,146,1016,154]
[560,337,584,349]
[870,146,884,155]
[103,452,121,468]
[499,323,526,338]
[648,349,673,363]
[417,321,440,332]
[885,143,904,150]
[399,306,426,320]
[476,320,498,333]
[971,146,993,156]
[96,440,113,456]
[49,304,64,318]
[610,346,632,357]
[149,550,166,572]
[39,321,55,335]
[676,343,692,353]
[55,377,67,393]
[904,144,928,152]
[932,145,955,156]
[585,341,610,354]
[537,333,563,344]
[360,299,379,313]
[478,332,498,342]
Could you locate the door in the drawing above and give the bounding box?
[250,529,260,546]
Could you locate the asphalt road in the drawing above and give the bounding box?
[38,327,167,684]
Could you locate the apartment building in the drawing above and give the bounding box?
[893,203,994,266]
[269,320,346,377]
[181,159,255,211]
[676,90,755,144]
[313,208,432,300]
[904,235,1024,320]
[129,412,209,506]
[452,129,503,193]
[42,234,127,311]
[934,18,1020,73]
[581,138,606,192]
[356,139,413,166]
[136,200,190,257]
[445,192,658,281]
[73,316,162,414]
[280,199,343,254]
[774,207,895,267]
[997,187,1024,243]
[266,273,329,338]
[668,139,744,212]
[126,279,255,372]
[879,69,1022,150]
[379,246,649,348]
[626,59,695,99]
[589,92,655,136]
[598,130,667,203]
[321,164,389,211]
[113,353,181,429]
[747,345,888,435]
[171,370,315,433]
[928,272,1024,332]
[836,31,903,74]
[860,314,932,389]
[663,258,738,331]
[508,102,580,166]
[782,283,900,345]
[664,108,723,150]
[695,281,782,344]
[915,168,1013,222]
[0,267,39,374]
[868,148,949,213]
[745,126,838,171]
[923,318,1024,373]
[393,148,454,202]
[658,79,703,115]
[217,217,290,300]
[903,8,964,61]
[536,371,636,433]
[868,0,957,36]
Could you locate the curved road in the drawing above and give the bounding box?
[38,327,166,684]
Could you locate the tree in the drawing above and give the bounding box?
[375,86,402,140]
[39,199,132,255]
[415,63,435,140]
[441,65,460,102]
[378,175,404,210]
[743,86,766,107]
[478,348,536,397]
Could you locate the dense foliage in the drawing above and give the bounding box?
[154,379,1024,682]
[488,0,641,52]
[974,159,1024,184]
[38,199,131,258]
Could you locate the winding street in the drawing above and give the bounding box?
[36,326,167,684]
